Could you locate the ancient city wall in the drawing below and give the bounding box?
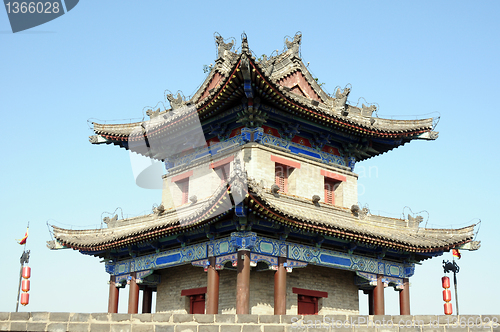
[1,312,499,332]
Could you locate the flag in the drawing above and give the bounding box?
[452,249,461,259]
[17,228,29,245]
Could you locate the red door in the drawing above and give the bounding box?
[190,294,205,314]
[298,295,318,315]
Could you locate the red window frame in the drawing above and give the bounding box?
[215,163,230,184]
[298,294,318,315]
[181,287,207,314]
[190,294,205,314]
[178,178,189,204]
[271,155,301,194]
[321,170,346,205]
[171,170,193,205]
[210,156,234,184]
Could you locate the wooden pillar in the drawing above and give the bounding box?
[399,278,410,315]
[274,256,287,315]
[236,250,250,314]
[206,256,220,314]
[142,286,153,314]
[128,272,140,314]
[108,275,119,314]
[368,289,374,315]
[373,274,385,315]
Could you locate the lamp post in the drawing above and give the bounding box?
[442,259,459,315]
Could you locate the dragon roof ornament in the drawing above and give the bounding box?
[214,33,234,61]
[285,32,302,59]
[166,92,184,110]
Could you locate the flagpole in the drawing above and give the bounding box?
[15,256,23,312]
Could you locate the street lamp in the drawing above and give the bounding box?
[442,259,459,315]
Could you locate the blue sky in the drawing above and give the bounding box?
[1,1,499,314]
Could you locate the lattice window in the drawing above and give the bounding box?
[324,178,340,205]
[275,163,289,193]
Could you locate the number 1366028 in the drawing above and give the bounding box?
[5,2,60,14]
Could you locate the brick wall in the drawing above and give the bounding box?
[286,265,359,315]
[249,270,274,315]
[155,263,358,316]
[216,269,276,315]
[218,269,237,314]
[156,265,206,314]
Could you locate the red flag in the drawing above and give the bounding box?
[17,228,28,245]
[452,249,461,259]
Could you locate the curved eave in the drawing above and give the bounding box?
[245,188,475,254]
[90,51,436,150]
[51,176,243,252]
[53,206,227,253]
[248,59,435,139]
[89,58,244,152]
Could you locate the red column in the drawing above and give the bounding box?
[399,278,410,315]
[274,257,287,315]
[373,274,385,315]
[108,275,119,313]
[236,250,250,314]
[128,272,140,314]
[142,286,153,314]
[206,256,220,314]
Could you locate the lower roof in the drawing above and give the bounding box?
[49,173,479,256]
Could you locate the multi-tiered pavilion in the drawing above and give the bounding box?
[48,33,479,316]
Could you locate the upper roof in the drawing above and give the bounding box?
[49,172,478,258]
[89,33,438,162]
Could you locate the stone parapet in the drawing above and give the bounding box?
[0,313,498,332]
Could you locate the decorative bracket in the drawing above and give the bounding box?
[311,133,331,150]
[236,98,267,128]
[377,248,388,260]
[280,122,300,140]
[235,202,247,217]
[240,127,264,143]
[230,231,257,250]
[347,242,357,255]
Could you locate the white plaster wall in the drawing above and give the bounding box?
[162,145,358,210]
[243,144,358,209]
